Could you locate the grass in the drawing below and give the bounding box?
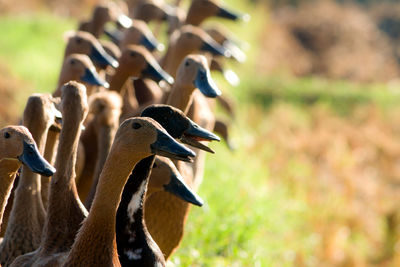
[2,1,400,266]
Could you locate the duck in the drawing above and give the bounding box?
[132,0,174,24]
[78,2,132,39]
[53,54,109,97]
[185,0,249,26]
[41,104,62,210]
[10,81,89,267]
[107,45,173,119]
[0,125,55,236]
[63,117,195,266]
[145,55,222,257]
[76,91,122,207]
[117,104,219,266]
[63,31,119,70]
[161,24,230,78]
[0,94,60,266]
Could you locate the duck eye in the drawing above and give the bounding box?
[185,61,190,67]
[76,38,82,44]
[4,132,10,139]
[70,59,76,65]
[132,122,142,129]
[130,51,137,57]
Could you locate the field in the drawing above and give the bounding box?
[2,0,400,266]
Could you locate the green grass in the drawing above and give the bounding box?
[1,3,399,266]
[0,13,74,108]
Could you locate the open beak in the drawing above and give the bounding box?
[194,68,221,98]
[89,44,119,69]
[180,118,220,153]
[201,39,231,58]
[151,130,195,162]
[164,172,204,207]
[117,14,133,28]
[140,35,164,52]
[18,141,56,177]
[142,62,174,85]
[217,6,250,22]
[81,68,110,88]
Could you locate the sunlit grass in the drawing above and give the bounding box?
[2,3,400,266]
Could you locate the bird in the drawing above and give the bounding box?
[10,81,89,267]
[0,125,55,237]
[63,117,195,266]
[0,94,60,266]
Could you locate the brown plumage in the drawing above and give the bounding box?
[10,81,88,267]
[77,91,122,207]
[145,55,220,257]
[64,117,194,266]
[0,94,60,266]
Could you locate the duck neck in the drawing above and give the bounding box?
[66,144,145,265]
[163,46,186,77]
[167,82,195,114]
[41,113,87,253]
[41,130,60,209]
[116,155,165,266]
[85,122,118,209]
[0,159,21,229]
[109,65,130,93]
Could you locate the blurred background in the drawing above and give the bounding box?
[3,0,400,265]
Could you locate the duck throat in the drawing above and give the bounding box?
[65,145,143,265]
[116,155,165,266]
[41,115,87,253]
[0,159,21,229]
[109,65,130,93]
[167,83,196,114]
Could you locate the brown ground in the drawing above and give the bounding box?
[0,62,25,127]
[259,1,400,82]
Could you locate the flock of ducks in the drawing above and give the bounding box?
[0,0,248,266]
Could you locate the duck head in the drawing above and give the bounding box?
[57,54,109,96]
[23,94,63,136]
[206,27,247,63]
[134,0,175,23]
[186,0,250,26]
[175,25,231,58]
[0,126,55,176]
[148,157,203,206]
[120,20,164,52]
[64,31,119,68]
[89,91,122,127]
[118,45,174,84]
[141,104,220,153]
[115,117,195,162]
[176,54,221,98]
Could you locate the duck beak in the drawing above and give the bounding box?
[18,141,56,177]
[117,14,133,28]
[151,130,195,162]
[81,68,110,88]
[217,6,249,22]
[223,69,240,86]
[104,28,123,44]
[194,68,221,98]
[140,35,164,52]
[201,39,231,58]
[90,44,119,68]
[180,118,220,153]
[142,62,174,85]
[164,172,204,207]
[224,41,247,63]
